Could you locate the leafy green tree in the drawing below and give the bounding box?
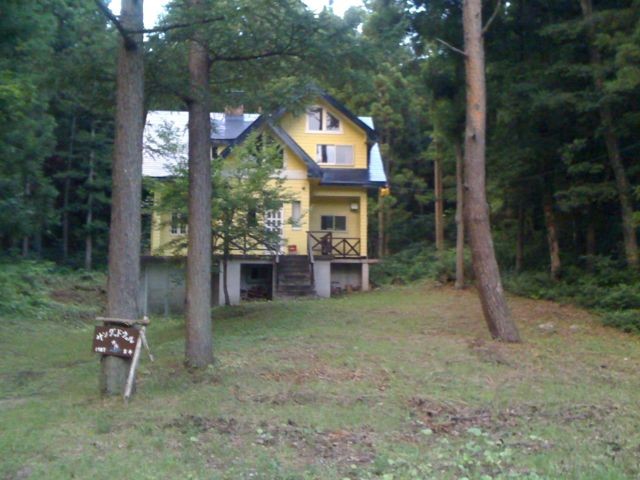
[153,131,292,306]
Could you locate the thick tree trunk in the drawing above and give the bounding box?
[434,140,445,252]
[454,140,465,289]
[515,204,524,273]
[62,115,76,264]
[580,0,638,268]
[462,0,520,342]
[185,7,214,367]
[543,193,561,280]
[101,0,144,396]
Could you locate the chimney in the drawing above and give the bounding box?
[224,105,244,118]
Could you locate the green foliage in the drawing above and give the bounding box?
[371,243,471,286]
[0,259,104,322]
[504,256,640,333]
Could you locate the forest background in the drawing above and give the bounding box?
[1,0,639,331]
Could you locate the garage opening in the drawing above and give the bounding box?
[240,264,273,301]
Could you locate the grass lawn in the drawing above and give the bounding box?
[1,280,639,479]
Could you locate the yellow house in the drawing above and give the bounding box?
[141,93,387,310]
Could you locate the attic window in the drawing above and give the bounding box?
[307,107,341,132]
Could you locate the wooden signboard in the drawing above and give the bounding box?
[92,326,139,358]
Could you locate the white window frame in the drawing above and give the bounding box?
[291,201,302,230]
[306,106,342,133]
[315,144,354,166]
[170,212,187,235]
[320,215,347,232]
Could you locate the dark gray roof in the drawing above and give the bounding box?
[320,169,381,187]
[212,114,260,142]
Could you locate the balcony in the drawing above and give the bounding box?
[307,231,362,258]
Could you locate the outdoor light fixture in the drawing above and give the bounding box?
[350,202,359,211]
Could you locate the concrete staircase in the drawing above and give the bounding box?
[276,255,315,298]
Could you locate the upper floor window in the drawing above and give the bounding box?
[170,212,187,235]
[316,144,353,165]
[307,106,341,132]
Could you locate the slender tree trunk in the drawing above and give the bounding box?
[543,193,561,280]
[184,3,213,367]
[62,115,76,264]
[223,248,230,306]
[434,140,445,252]
[462,0,520,342]
[580,0,638,268]
[515,203,524,273]
[101,0,144,396]
[85,125,95,271]
[377,194,385,258]
[586,211,596,271]
[22,180,30,258]
[454,140,465,289]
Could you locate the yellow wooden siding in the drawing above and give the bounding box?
[309,186,368,256]
[279,100,368,169]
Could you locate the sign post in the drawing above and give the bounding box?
[93,316,153,401]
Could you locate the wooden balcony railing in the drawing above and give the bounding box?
[307,231,362,258]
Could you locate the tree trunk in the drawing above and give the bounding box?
[434,140,445,252]
[515,203,524,273]
[223,248,230,306]
[377,194,384,258]
[185,10,214,367]
[586,211,596,271]
[543,193,561,280]
[85,125,95,271]
[462,0,520,342]
[22,180,30,258]
[62,115,76,264]
[101,0,144,396]
[454,140,465,289]
[580,0,638,268]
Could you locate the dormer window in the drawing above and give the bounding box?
[307,106,341,132]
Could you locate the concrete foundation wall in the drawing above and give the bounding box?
[314,260,331,298]
[331,263,363,293]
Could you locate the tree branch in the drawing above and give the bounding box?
[482,0,502,35]
[94,0,136,49]
[436,38,467,57]
[130,16,226,35]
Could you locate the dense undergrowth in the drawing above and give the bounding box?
[0,259,105,323]
[371,244,640,333]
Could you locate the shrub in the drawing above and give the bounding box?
[370,244,471,286]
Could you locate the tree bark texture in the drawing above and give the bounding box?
[462,0,520,342]
[377,194,385,258]
[101,0,144,396]
[454,140,465,289]
[62,115,76,264]
[185,15,214,367]
[434,140,445,252]
[580,0,638,268]
[543,193,561,280]
[515,204,524,273]
[85,124,95,271]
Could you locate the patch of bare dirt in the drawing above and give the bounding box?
[467,338,511,366]
[407,396,619,437]
[164,415,376,469]
[260,365,367,384]
[164,414,239,435]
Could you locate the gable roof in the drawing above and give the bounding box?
[143,98,387,187]
[319,92,377,142]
